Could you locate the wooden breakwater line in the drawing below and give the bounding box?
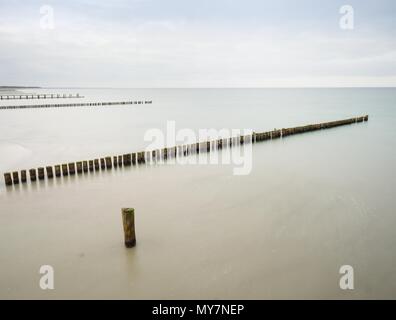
[3,115,368,186]
[0,93,83,100]
[0,100,153,110]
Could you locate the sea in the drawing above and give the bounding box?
[0,88,395,299]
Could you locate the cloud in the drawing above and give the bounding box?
[0,0,395,87]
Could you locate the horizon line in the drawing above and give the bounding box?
[2,86,396,90]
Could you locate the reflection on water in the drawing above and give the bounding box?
[0,88,396,299]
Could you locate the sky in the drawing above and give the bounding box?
[0,0,395,87]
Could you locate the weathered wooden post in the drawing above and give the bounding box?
[83,161,88,172]
[113,156,118,167]
[118,155,123,167]
[76,162,83,174]
[38,167,45,180]
[122,208,136,248]
[217,139,222,150]
[21,170,27,183]
[30,169,37,181]
[4,173,12,186]
[100,158,106,169]
[68,163,76,175]
[105,157,112,169]
[46,166,54,179]
[364,115,369,121]
[62,164,69,176]
[163,148,168,160]
[55,165,61,177]
[173,146,178,158]
[11,172,19,184]
[123,154,131,166]
[94,159,100,170]
[137,152,145,164]
[207,141,211,152]
[88,160,94,172]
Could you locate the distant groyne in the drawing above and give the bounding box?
[0,93,83,100]
[3,115,368,186]
[0,100,153,110]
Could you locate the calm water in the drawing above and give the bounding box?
[0,88,395,299]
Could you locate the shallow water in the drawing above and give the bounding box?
[0,88,395,299]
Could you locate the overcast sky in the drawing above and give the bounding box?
[0,0,395,87]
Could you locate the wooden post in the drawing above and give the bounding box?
[123,154,131,166]
[76,161,83,174]
[94,159,100,170]
[122,208,136,248]
[83,161,88,172]
[62,164,69,176]
[46,166,54,179]
[132,153,137,165]
[118,155,123,167]
[30,169,37,181]
[137,152,145,164]
[54,165,61,177]
[113,156,118,167]
[21,170,27,183]
[68,163,76,175]
[89,160,94,172]
[38,167,45,180]
[4,173,12,186]
[100,158,106,169]
[12,172,19,184]
[207,141,211,152]
[105,157,112,169]
[174,146,179,158]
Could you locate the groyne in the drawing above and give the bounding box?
[3,115,368,186]
[0,100,153,110]
[0,93,83,100]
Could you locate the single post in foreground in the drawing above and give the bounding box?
[122,208,136,248]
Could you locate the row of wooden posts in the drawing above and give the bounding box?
[0,93,82,100]
[3,115,368,186]
[0,100,153,110]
